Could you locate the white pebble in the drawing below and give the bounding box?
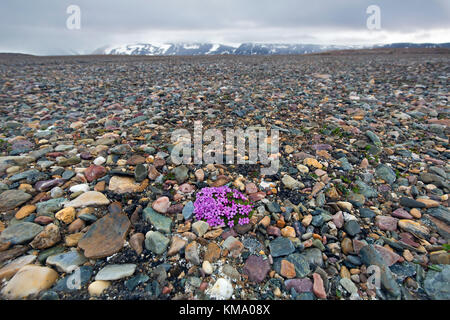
[69,184,90,193]
[93,156,106,166]
[209,278,233,300]
[202,261,213,275]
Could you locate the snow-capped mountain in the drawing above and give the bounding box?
[97,42,450,56]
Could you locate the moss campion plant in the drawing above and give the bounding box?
[193,186,254,228]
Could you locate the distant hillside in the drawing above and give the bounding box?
[96,42,450,56]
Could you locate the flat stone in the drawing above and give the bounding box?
[340,277,358,294]
[301,248,324,268]
[375,216,398,231]
[391,208,413,219]
[65,233,84,247]
[285,253,311,277]
[222,236,244,258]
[400,197,426,208]
[282,175,304,190]
[427,206,450,225]
[108,176,141,194]
[95,264,137,281]
[36,198,66,215]
[280,259,296,278]
[1,265,58,299]
[243,255,271,283]
[125,274,150,290]
[269,237,295,257]
[84,165,107,182]
[344,220,361,237]
[65,191,110,208]
[0,190,32,211]
[398,219,430,238]
[0,222,44,245]
[285,278,313,294]
[15,204,36,220]
[78,211,130,259]
[374,244,401,266]
[46,250,88,273]
[204,242,221,262]
[52,266,92,292]
[0,255,37,280]
[312,273,326,299]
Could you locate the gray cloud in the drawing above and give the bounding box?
[0,0,449,55]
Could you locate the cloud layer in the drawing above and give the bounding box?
[1,0,449,55]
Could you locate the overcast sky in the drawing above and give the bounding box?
[0,0,449,55]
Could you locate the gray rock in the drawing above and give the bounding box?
[142,207,172,234]
[182,201,194,220]
[376,164,396,184]
[359,244,401,297]
[172,165,189,184]
[52,266,93,292]
[301,248,324,268]
[366,131,382,146]
[145,231,170,255]
[0,190,32,211]
[36,197,66,215]
[269,237,295,257]
[95,264,137,281]
[340,278,358,294]
[344,220,361,237]
[399,197,426,208]
[0,222,43,244]
[424,265,450,300]
[46,250,88,273]
[191,220,209,237]
[355,180,378,198]
[134,164,147,182]
[427,206,450,225]
[282,175,304,190]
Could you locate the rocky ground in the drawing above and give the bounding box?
[0,51,449,300]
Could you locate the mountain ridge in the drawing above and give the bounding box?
[97,42,450,56]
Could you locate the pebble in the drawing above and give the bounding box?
[1,265,58,299]
[64,191,110,208]
[192,220,210,237]
[95,264,137,281]
[312,273,326,299]
[209,278,233,300]
[145,231,170,255]
[30,223,61,249]
[152,196,171,213]
[55,207,76,224]
[88,280,110,296]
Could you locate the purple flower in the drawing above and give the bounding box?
[193,186,254,227]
